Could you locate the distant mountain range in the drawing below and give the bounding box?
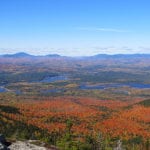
[0,52,61,58]
[91,54,150,59]
[1,52,33,58]
[1,52,150,59]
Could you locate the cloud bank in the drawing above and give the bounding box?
[0,46,150,56]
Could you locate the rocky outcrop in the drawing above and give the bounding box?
[0,134,11,150]
[8,141,48,150]
[0,134,58,150]
[114,140,124,150]
[8,140,59,150]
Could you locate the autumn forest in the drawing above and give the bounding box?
[0,53,150,150]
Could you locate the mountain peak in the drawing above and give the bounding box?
[1,52,33,58]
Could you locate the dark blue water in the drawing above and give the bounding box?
[79,83,150,90]
[126,83,150,88]
[0,87,7,93]
[40,75,68,83]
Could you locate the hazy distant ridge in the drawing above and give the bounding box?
[1,52,150,58]
[0,52,61,58]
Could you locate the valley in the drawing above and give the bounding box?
[0,53,150,149]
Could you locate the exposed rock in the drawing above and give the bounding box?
[0,134,58,150]
[0,142,9,150]
[114,140,124,150]
[0,134,10,150]
[8,141,56,150]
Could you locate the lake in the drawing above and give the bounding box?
[79,83,150,90]
[0,87,7,93]
[39,75,68,83]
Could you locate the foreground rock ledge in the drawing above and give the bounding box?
[8,141,57,150]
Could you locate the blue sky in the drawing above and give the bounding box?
[0,0,150,56]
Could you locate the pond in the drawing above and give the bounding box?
[0,86,7,93]
[39,75,69,83]
[79,83,150,90]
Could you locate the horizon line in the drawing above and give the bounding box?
[1,52,150,57]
